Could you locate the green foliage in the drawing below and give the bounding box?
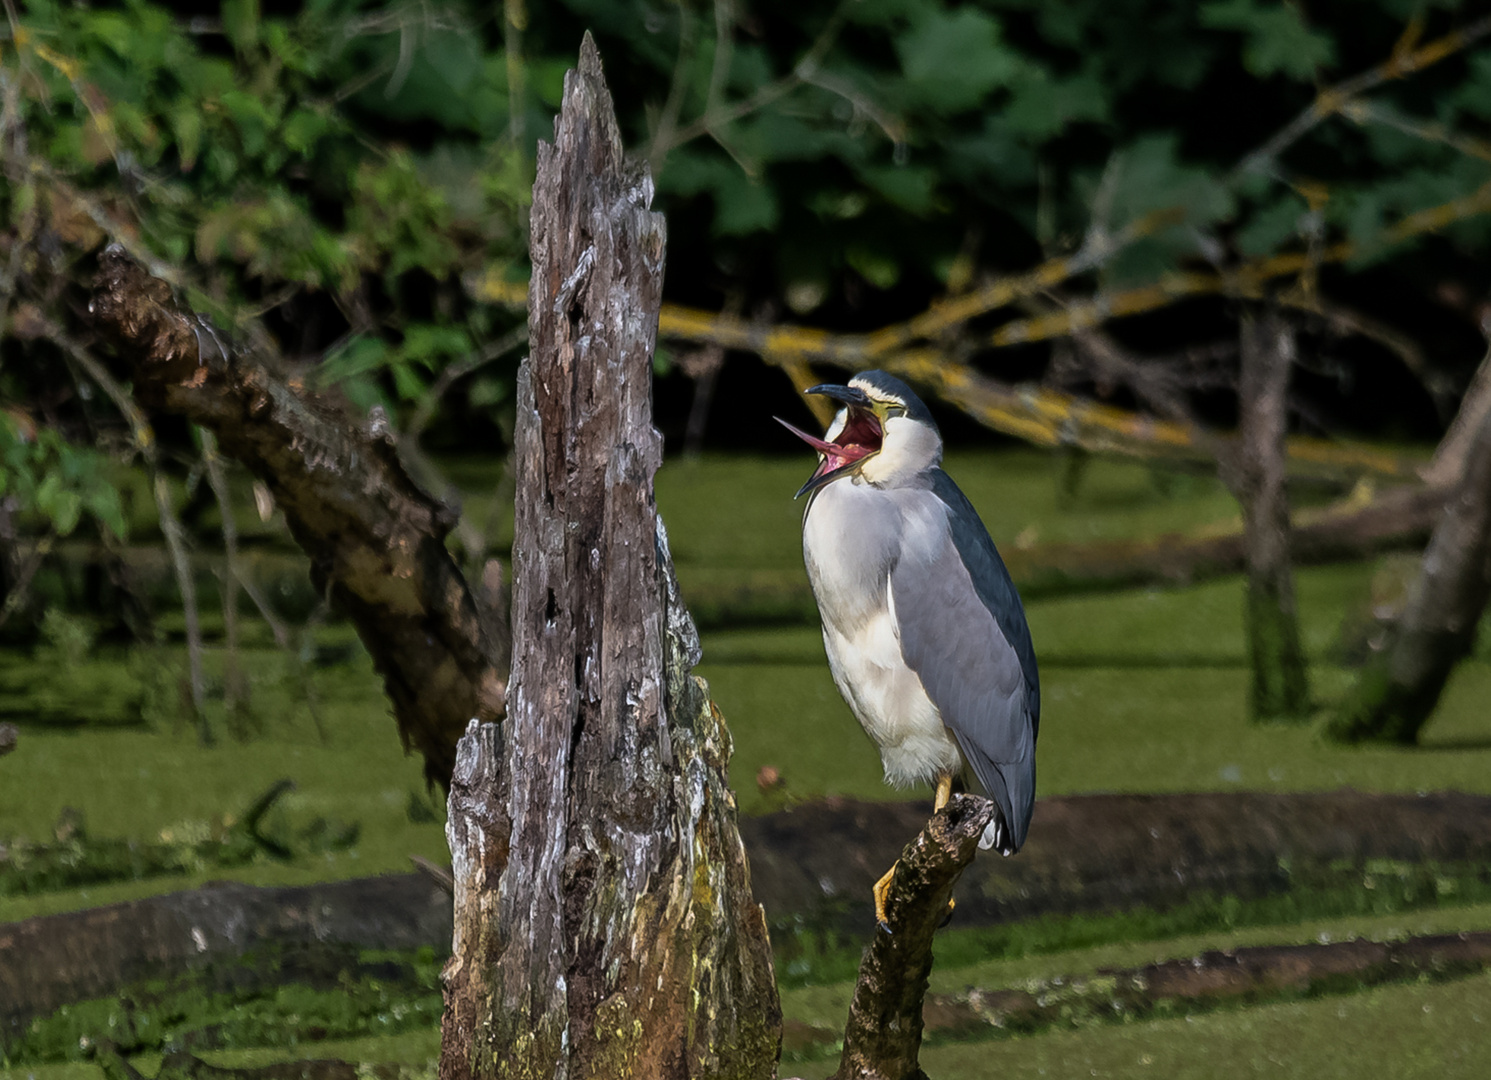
[594,0,1489,295]
[1200,0,1337,79]
[0,415,126,541]
[4,0,531,419]
[6,0,1490,454]
[896,8,1019,112]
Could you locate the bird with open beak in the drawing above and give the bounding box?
[778,370,1040,929]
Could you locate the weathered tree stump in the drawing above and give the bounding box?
[437,36,780,1080]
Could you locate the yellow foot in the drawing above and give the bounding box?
[873,861,899,933]
[940,896,956,929]
[934,774,953,813]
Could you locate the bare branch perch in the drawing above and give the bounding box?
[89,248,505,785]
[834,794,995,1080]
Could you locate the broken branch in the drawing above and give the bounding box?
[89,246,505,786]
[834,793,995,1080]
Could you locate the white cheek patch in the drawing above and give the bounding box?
[860,416,940,485]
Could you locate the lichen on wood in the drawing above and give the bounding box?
[438,34,779,1080]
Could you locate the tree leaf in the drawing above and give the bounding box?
[221,0,260,55]
[1200,0,1336,80]
[897,8,1020,111]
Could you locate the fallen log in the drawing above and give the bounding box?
[1003,480,1446,596]
[0,874,451,1040]
[783,927,1491,1056]
[740,789,1491,927]
[96,1049,411,1080]
[95,1048,414,1080]
[10,789,1491,1043]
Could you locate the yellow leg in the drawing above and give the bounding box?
[935,774,956,925]
[874,777,961,932]
[934,774,953,813]
[873,861,898,931]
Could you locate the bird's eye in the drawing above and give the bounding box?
[885,405,906,419]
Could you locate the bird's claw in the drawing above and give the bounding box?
[939,897,956,929]
[872,860,898,933]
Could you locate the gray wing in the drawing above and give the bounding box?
[890,471,1040,852]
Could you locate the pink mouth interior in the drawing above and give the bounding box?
[777,408,883,479]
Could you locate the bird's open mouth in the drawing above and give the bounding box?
[776,406,883,498]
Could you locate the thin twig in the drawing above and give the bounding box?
[46,323,212,744]
[200,428,247,726]
[706,0,735,116]
[503,0,526,146]
[1280,292,1452,414]
[407,321,529,441]
[232,566,290,649]
[1341,99,1491,164]
[0,530,54,631]
[647,4,699,172]
[1234,12,1491,180]
[654,0,861,155]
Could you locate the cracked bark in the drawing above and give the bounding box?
[437,35,780,1080]
[89,250,505,787]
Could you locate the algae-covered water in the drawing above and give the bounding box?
[5,449,1491,1078]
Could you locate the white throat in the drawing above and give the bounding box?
[858,415,942,487]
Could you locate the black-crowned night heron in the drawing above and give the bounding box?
[777,370,1040,927]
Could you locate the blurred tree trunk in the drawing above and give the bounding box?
[1419,341,1491,489]
[1221,305,1311,721]
[1328,402,1491,743]
[437,36,780,1080]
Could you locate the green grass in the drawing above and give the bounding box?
[708,562,1491,810]
[7,448,1491,1080]
[0,631,447,923]
[916,972,1491,1080]
[0,1030,443,1080]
